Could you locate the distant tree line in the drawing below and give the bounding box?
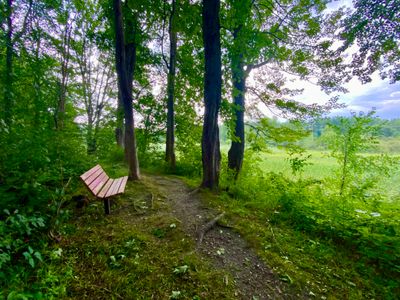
[310,117,400,138]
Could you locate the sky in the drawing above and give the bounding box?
[294,0,400,120]
[335,77,400,119]
[294,73,400,120]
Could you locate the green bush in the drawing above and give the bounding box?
[0,209,71,299]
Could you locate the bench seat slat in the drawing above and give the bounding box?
[94,178,110,196]
[113,178,124,196]
[84,167,104,186]
[97,178,114,198]
[90,173,109,195]
[117,176,128,194]
[114,177,126,194]
[80,165,101,181]
[105,178,122,198]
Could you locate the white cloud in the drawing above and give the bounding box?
[325,0,353,13]
[343,73,389,99]
[287,73,400,119]
[390,91,400,98]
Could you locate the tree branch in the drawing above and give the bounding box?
[246,58,272,75]
[161,0,170,70]
[13,0,33,43]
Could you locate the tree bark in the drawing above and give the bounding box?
[32,24,43,127]
[4,0,13,127]
[55,18,72,130]
[124,6,139,174]
[165,0,177,170]
[114,0,140,180]
[86,124,96,154]
[201,0,222,190]
[228,40,247,176]
[115,89,124,147]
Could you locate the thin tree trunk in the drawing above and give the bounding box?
[93,60,112,152]
[87,123,96,154]
[201,0,222,190]
[114,0,140,180]
[58,73,67,129]
[4,0,13,127]
[228,44,246,176]
[165,0,177,170]
[339,136,349,196]
[33,24,42,127]
[78,42,96,154]
[56,20,72,130]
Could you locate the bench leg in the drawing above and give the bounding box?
[104,198,111,215]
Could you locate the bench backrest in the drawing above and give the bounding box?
[80,165,110,196]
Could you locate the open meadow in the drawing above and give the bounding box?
[256,149,400,200]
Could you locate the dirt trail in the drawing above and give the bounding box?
[147,174,292,300]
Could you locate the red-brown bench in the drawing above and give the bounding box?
[80,165,128,214]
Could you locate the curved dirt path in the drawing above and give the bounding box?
[146,174,293,300]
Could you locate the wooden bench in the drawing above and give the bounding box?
[80,165,128,214]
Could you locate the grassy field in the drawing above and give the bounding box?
[258,150,337,179]
[221,140,400,197]
[244,148,400,200]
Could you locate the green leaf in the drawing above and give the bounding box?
[34,251,43,262]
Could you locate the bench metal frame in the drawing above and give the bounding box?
[80,165,128,214]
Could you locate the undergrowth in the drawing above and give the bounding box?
[195,151,400,299]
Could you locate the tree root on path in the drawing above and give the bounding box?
[150,192,154,209]
[196,212,225,247]
[188,187,200,196]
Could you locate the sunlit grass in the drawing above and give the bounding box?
[223,144,400,200]
[257,150,338,179]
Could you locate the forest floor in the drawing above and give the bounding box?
[58,172,297,299]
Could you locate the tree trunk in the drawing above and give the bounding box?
[114,0,140,180]
[115,89,124,147]
[228,46,246,176]
[165,0,177,170]
[56,20,72,130]
[201,0,222,190]
[4,0,13,127]
[58,72,67,129]
[124,1,140,175]
[33,24,42,127]
[86,123,96,154]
